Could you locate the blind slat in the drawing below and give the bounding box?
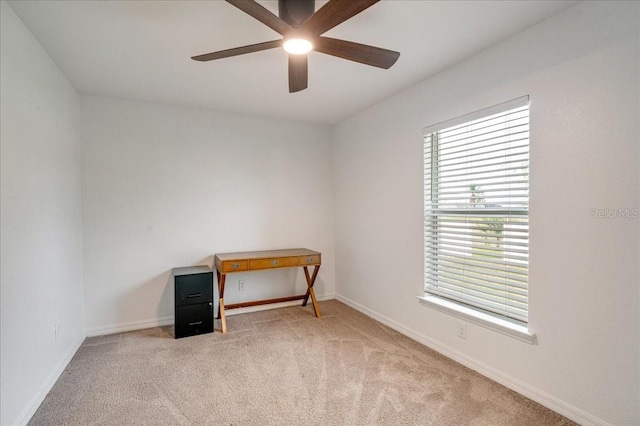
[425,260,528,286]
[437,132,530,158]
[423,157,529,177]
[425,229,530,245]
[425,237,530,255]
[425,267,529,294]
[437,116,528,144]
[426,285,528,322]
[428,155,529,175]
[425,274,529,303]
[425,251,528,270]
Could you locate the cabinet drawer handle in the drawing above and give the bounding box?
[188,321,203,326]
[231,263,240,269]
[271,260,279,266]
[187,293,202,298]
[306,257,314,263]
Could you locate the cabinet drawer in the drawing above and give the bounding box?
[221,260,248,273]
[249,256,299,270]
[175,303,213,339]
[175,272,213,307]
[299,254,321,265]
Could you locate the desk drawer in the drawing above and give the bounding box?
[221,260,248,273]
[299,254,321,265]
[249,256,299,270]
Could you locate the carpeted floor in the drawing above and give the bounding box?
[29,300,575,425]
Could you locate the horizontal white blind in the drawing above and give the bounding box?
[424,97,529,323]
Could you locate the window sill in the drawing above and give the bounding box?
[417,295,536,344]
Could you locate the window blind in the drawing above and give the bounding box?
[424,97,529,323]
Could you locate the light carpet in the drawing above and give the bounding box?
[29,300,575,425]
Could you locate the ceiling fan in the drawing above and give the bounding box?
[191,0,400,93]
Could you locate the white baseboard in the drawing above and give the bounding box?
[13,335,85,426]
[86,315,174,337]
[85,293,335,337]
[335,293,610,426]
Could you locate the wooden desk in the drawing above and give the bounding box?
[214,248,321,334]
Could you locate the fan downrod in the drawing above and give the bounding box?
[278,0,315,27]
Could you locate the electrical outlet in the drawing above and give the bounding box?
[457,321,467,339]
[238,280,246,291]
[54,324,59,341]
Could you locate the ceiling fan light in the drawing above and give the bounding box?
[283,38,313,55]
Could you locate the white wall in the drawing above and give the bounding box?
[0,2,85,425]
[333,2,639,425]
[81,96,335,334]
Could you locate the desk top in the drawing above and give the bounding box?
[214,248,321,273]
[215,248,319,261]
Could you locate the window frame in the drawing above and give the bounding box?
[419,96,535,343]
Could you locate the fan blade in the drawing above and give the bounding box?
[300,0,379,36]
[191,40,282,62]
[314,36,399,69]
[288,54,308,93]
[226,0,293,35]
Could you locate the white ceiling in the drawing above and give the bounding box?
[8,0,577,125]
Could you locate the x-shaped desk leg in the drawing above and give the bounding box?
[302,265,321,318]
[216,270,227,334]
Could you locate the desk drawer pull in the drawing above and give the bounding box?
[188,321,203,326]
[306,257,314,263]
[187,293,202,298]
[271,260,279,266]
[231,263,240,269]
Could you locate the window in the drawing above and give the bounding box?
[423,97,530,326]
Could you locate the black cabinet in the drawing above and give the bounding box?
[173,266,213,339]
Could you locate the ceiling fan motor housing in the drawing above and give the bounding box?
[278,0,315,27]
